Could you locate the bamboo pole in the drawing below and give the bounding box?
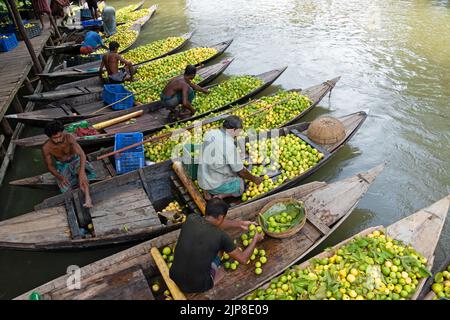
[172,161,206,215]
[92,110,143,130]
[150,247,186,300]
[7,0,43,74]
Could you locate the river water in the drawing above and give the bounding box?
[0,0,449,299]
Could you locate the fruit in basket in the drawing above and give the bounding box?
[244,229,431,300]
[122,37,185,64]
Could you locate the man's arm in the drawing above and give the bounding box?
[228,232,264,265]
[237,167,263,185]
[42,146,69,188]
[118,55,133,68]
[220,219,254,231]
[182,85,196,114]
[187,79,209,94]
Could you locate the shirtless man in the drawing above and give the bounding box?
[99,41,136,83]
[42,121,96,208]
[160,65,209,120]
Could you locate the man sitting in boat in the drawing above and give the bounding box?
[170,198,263,293]
[101,5,116,37]
[42,121,96,208]
[79,30,107,55]
[160,65,209,121]
[198,116,263,200]
[99,41,136,83]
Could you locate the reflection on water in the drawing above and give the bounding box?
[0,0,449,299]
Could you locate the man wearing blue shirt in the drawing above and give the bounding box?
[80,31,107,54]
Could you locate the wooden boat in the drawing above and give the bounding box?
[174,110,368,211]
[6,57,233,128]
[13,165,383,298]
[0,161,199,251]
[249,195,450,301]
[47,31,194,80]
[43,6,156,57]
[9,77,339,190]
[13,66,286,149]
[18,39,233,108]
[418,255,450,300]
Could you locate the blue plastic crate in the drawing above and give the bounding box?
[82,19,103,28]
[102,84,135,110]
[114,132,145,175]
[0,33,18,52]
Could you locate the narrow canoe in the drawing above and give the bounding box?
[47,31,194,80]
[0,161,198,251]
[9,77,338,190]
[12,65,286,149]
[249,195,450,300]
[174,110,368,210]
[6,58,233,127]
[12,165,382,298]
[45,6,156,55]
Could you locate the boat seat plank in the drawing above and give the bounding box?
[307,213,331,235]
[0,207,71,244]
[90,185,161,237]
[51,266,154,300]
[72,101,107,115]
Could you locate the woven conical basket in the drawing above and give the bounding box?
[307,116,346,145]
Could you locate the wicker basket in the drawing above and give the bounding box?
[257,198,307,239]
[307,116,345,145]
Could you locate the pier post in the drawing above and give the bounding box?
[7,0,44,74]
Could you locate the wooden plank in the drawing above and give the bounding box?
[64,198,82,239]
[138,168,151,199]
[102,157,116,177]
[53,266,154,300]
[12,96,24,113]
[307,213,331,235]
[290,128,330,156]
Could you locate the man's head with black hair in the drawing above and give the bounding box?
[109,41,120,52]
[205,198,230,225]
[222,115,243,137]
[44,120,65,144]
[184,64,197,80]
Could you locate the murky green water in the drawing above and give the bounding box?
[1,0,449,299]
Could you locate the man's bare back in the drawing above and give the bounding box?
[162,76,191,96]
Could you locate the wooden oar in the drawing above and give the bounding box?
[150,247,186,300]
[172,161,206,215]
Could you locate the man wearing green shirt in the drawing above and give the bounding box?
[198,116,263,200]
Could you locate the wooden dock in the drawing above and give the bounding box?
[0,30,54,185]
